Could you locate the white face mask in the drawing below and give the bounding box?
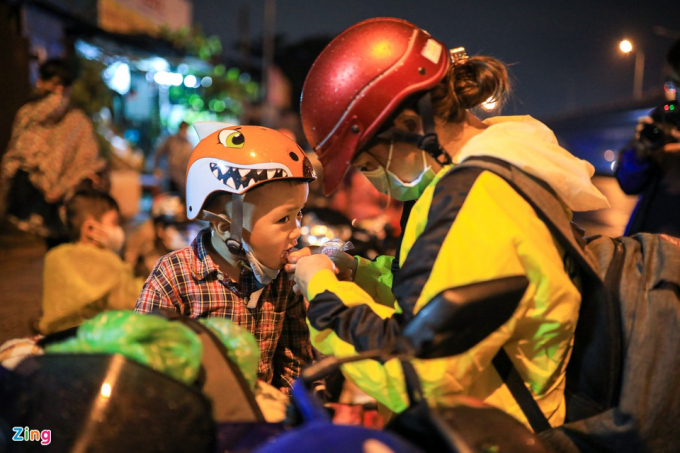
[241,240,280,285]
[361,141,437,201]
[210,220,280,286]
[101,225,125,253]
[161,226,190,251]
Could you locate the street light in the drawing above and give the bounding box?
[619,39,645,100]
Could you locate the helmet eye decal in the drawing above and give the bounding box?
[218,129,245,148]
[210,162,289,191]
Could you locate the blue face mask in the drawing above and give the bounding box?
[361,141,437,201]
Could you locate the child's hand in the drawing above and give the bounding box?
[85,221,111,246]
[284,247,316,275]
[293,254,335,297]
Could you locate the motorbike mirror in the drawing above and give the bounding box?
[403,275,529,360]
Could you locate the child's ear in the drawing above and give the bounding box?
[81,216,96,241]
[212,218,231,235]
[154,223,166,240]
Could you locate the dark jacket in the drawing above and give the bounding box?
[616,145,680,237]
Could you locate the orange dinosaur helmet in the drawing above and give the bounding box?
[186,122,316,220]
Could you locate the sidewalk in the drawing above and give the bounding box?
[0,220,45,345]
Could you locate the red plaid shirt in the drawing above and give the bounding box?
[135,228,313,393]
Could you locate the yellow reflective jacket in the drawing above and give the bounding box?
[305,116,609,430]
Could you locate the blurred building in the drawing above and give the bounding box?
[0,0,259,162]
[0,0,266,220]
[0,0,188,155]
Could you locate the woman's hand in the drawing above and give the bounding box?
[285,247,358,283]
[293,254,335,297]
[663,128,680,153]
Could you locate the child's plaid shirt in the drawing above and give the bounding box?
[135,228,313,393]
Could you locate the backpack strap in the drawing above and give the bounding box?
[492,348,551,433]
[453,156,623,421]
[455,157,601,277]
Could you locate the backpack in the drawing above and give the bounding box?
[455,157,680,452]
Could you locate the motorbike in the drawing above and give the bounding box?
[0,276,549,452]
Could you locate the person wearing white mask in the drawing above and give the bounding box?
[359,139,438,202]
[287,17,610,431]
[38,189,142,334]
[123,194,200,279]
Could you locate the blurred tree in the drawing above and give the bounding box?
[160,25,259,122]
[159,24,222,63]
[70,57,113,160]
[70,58,113,116]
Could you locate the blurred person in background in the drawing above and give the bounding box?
[152,121,192,196]
[616,37,680,236]
[37,189,142,334]
[1,58,106,248]
[124,193,201,279]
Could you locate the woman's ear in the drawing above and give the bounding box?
[393,109,423,134]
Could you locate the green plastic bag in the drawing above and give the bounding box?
[46,311,202,384]
[199,317,260,388]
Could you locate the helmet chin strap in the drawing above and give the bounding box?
[226,193,245,255]
[416,92,452,165]
[205,193,280,286]
[202,193,246,257]
[375,92,452,166]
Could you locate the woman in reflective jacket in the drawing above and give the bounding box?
[288,17,609,430]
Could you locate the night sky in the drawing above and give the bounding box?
[192,0,680,120]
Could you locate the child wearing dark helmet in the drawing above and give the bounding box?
[136,123,316,393]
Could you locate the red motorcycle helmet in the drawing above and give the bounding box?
[301,17,450,195]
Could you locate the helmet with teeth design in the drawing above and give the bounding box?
[186,122,316,220]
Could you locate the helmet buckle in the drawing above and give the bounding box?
[450,47,468,65]
[226,238,243,255]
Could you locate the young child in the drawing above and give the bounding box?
[124,193,201,279]
[136,123,317,394]
[38,189,142,334]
